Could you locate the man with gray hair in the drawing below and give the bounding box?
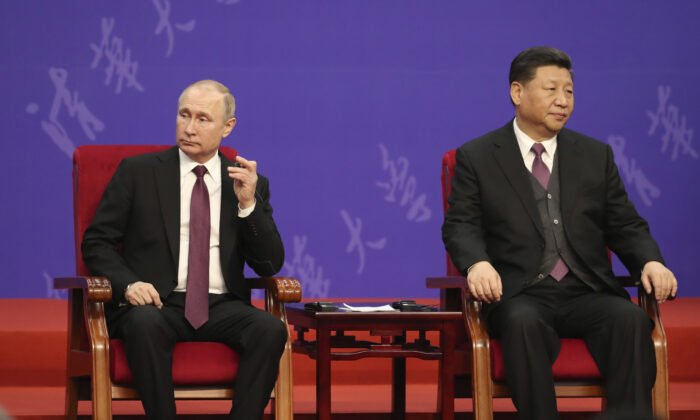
[82,80,286,419]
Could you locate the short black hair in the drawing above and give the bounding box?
[509,47,573,85]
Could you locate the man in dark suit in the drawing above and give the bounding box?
[82,80,287,419]
[442,47,677,420]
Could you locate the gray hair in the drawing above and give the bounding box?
[178,79,236,119]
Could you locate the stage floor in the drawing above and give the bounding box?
[1,297,699,419]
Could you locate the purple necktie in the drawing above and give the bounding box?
[531,143,569,281]
[185,165,210,329]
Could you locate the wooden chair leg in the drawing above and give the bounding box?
[65,376,79,420]
[471,348,494,420]
[436,360,444,414]
[91,377,113,419]
[274,330,295,420]
[90,348,113,420]
[652,344,670,420]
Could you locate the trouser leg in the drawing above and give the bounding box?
[113,304,179,420]
[198,297,288,420]
[488,293,561,420]
[560,293,656,413]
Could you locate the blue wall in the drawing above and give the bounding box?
[1,1,698,299]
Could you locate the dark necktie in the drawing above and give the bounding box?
[531,143,569,281]
[185,165,210,329]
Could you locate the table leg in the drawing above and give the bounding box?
[440,321,457,420]
[316,325,331,420]
[391,357,407,420]
[391,333,407,420]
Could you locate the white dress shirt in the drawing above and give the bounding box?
[513,118,557,173]
[175,149,255,294]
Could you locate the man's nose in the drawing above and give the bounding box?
[554,90,569,107]
[185,118,196,134]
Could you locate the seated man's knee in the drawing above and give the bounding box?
[509,314,549,337]
[253,313,288,348]
[494,303,549,338]
[121,305,170,338]
[611,305,654,333]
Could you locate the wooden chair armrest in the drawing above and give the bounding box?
[615,275,636,288]
[461,288,489,343]
[616,275,664,330]
[626,276,670,417]
[427,276,471,312]
[247,277,302,303]
[55,276,112,382]
[55,276,112,302]
[426,276,487,349]
[636,283,666,343]
[246,276,300,418]
[427,276,491,403]
[426,275,468,290]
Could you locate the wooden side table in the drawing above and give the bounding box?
[287,304,462,420]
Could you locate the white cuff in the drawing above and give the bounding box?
[237,200,256,218]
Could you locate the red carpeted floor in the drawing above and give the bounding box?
[1,298,699,419]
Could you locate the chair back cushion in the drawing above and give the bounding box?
[110,339,240,385]
[441,150,461,276]
[72,145,237,276]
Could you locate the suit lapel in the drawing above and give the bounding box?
[219,152,238,270]
[556,130,582,220]
[154,147,181,267]
[492,122,545,239]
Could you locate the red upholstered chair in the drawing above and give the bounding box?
[427,149,670,420]
[55,145,302,419]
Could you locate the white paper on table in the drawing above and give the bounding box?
[339,303,398,312]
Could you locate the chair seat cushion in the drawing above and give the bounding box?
[110,339,240,386]
[490,338,601,381]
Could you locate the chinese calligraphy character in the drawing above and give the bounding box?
[152,0,196,57]
[90,17,144,95]
[340,210,386,274]
[608,135,661,207]
[283,235,331,298]
[37,67,104,158]
[647,85,697,161]
[376,144,432,222]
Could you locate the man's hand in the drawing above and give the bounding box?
[124,281,163,308]
[227,155,258,209]
[641,261,677,303]
[466,261,503,303]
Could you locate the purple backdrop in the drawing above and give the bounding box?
[1,1,698,299]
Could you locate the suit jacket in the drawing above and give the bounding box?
[442,120,664,306]
[82,146,285,321]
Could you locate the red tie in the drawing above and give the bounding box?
[185,165,210,329]
[531,144,569,281]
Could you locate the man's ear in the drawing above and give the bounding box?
[222,117,236,138]
[510,82,523,106]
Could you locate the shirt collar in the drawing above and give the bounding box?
[513,118,557,159]
[178,148,221,184]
